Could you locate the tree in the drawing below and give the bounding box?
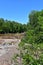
[0,18,27,33]
[16,10,43,65]
[0,18,4,33]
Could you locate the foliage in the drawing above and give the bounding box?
[0,18,27,33]
[18,10,43,65]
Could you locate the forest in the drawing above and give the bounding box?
[0,18,27,33]
[12,10,43,65]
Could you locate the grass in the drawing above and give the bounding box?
[0,33,24,39]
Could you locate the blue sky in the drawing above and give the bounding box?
[0,0,43,24]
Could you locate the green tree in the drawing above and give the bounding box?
[17,10,43,65]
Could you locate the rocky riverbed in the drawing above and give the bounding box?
[0,39,21,65]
